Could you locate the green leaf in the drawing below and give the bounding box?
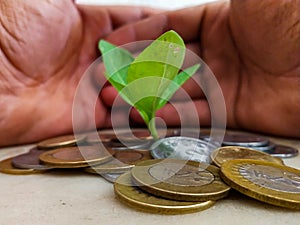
[126,31,186,129]
[156,63,201,109]
[98,30,199,139]
[99,40,134,86]
[105,73,134,106]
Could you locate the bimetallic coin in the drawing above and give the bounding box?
[131,159,230,201]
[150,136,217,164]
[37,134,86,149]
[39,146,112,168]
[211,146,284,167]
[0,158,45,175]
[220,159,300,210]
[85,149,152,174]
[11,148,52,171]
[222,133,269,147]
[265,145,299,158]
[114,172,215,214]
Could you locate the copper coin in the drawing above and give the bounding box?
[85,149,153,174]
[0,157,45,175]
[12,147,52,170]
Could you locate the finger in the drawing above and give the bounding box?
[130,100,211,127]
[100,85,127,107]
[77,5,163,36]
[105,2,226,45]
[103,105,134,128]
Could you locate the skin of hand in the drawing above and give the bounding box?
[0,0,160,146]
[102,0,300,138]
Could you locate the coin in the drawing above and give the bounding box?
[265,145,299,158]
[101,173,123,183]
[150,136,217,164]
[249,142,276,152]
[39,146,112,168]
[222,133,269,147]
[210,146,284,167]
[106,139,153,150]
[114,172,215,214]
[84,149,152,174]
[131,159,230,201]
[220,159,300,210]
[0,157,45,175]
[37,134,86,149]
[86,129,173,145]
[85,131,117,143]
[11,147,52,171]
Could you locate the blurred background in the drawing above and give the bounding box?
[76,0,219,10]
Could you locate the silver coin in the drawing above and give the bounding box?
[199,135,222,146]
[222,134,269,147]
[248,142,276,152]
[264,145,299,158]
[150,136,218,164]
[100,173,122,183]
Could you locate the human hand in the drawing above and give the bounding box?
[0,0,160,146]
[102,0,300,138]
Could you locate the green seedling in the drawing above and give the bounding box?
[99,30,200,139]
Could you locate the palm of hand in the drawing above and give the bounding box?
[0,1,154,145]
[105,1,300,137]
[206,1,300,137]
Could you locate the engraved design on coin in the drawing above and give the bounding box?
[151,137,216,163]
[148,162,214,187]
[239,164,300,193]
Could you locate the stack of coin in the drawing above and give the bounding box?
[201,133,298,158]
[1,129,300,212]
[114,158,230,214]
[0,133,87,175]
[208,146,300,210]
[0,131,155,181]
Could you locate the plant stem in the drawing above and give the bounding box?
[148,117,159,140]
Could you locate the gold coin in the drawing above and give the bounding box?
[84,149,152,174]
[114,172,215,214]
[0,157,45,175]
[37,134,86,149]
[39,146,112,168]
[211,146,284,167]
[220,159,300,210]
[131,159,230,201]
